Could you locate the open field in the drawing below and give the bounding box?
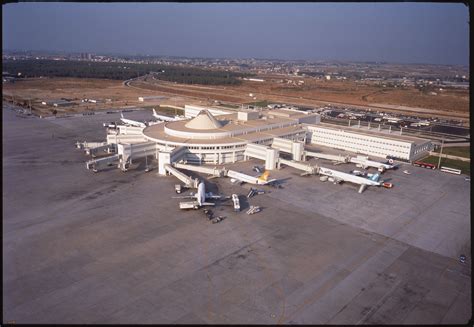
[249,77,469,113]
[421,155,471,175]
[1,78,207,117]
[434,146,470,158]
[3,75,469,122]
[134,75,469,118]
[3,102,470,324]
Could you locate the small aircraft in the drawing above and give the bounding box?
[403,170,411,175]
[120,113,147,128]
[152,109,186,122]
[173,181,227,210]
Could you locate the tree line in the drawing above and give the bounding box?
[2,59,252,85]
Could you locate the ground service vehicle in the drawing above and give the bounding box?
[413,161,436,169]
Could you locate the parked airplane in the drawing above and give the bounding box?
[350,169,367,177]
[152,109,186,122]
[350,155,396,172]
[227,170,278,186]
[173,181,227,209]
[318,166,392,193]
[120,113,147,128]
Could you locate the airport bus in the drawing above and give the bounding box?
[413,161,436,169]
[440,166,461,175]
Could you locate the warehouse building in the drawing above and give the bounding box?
[305,123,433,161]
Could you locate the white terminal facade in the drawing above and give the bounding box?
[142,105,314,165]
[94,104,433,172]
[306,123,433,161]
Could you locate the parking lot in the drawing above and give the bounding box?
[3,103,471,324]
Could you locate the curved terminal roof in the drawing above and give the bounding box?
[142,108,315,144]
[184,110,223,130]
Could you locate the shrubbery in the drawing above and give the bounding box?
[3,60,251,85]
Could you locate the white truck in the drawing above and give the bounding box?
[232,194,240,212]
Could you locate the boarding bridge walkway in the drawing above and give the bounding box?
[277,158,319,176]
[164,164,199,189]
[86,154,120,172]
[76,141,116,157]
[172,162,227,177]
[303,150,349,163]
[117,141,157,171]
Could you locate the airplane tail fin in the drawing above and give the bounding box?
[153,108,157,116]
[258,171,270,182]
[370,173,380,182]
[120,112,124,119]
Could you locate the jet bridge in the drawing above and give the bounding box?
[107,133,148,145]
[106,125,148,145]
[158,146,189,175]
[277,158,319,176]
[76,141,106,150]
[173,162,227,177]
[164,164,199,189]
[244,143,279,170]
[271,137,305,161]
[86,154,120,172]
[303,150,350,164]
[76,141,116,157]
[117,141,157,171]
[116,125,145,135]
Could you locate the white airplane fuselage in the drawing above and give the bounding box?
[196,181,206,206]
[153,109,186,122]
[177,182,221,209]
[120,114,146,128]
[227,170,276,185]
[350,156,394,171]
[318,166,381,187]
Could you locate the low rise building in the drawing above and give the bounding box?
[305,123,432,161]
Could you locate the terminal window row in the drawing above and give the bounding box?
[315,130,410,148]
[315,138,408,154]
[316,140,407,156]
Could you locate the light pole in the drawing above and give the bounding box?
[437,138,444,169]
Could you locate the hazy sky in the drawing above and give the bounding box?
[2,3,469,65]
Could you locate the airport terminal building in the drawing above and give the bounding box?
[142,108,315,164]
[306,123,433,161]
[85,105,433,172]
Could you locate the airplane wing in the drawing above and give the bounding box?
[172,195,195,199]
[207,194,230,200]
[229,178,245,185]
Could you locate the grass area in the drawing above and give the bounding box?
[434,146,470,158]
[246,100,269,108]
[421,155,470,176]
